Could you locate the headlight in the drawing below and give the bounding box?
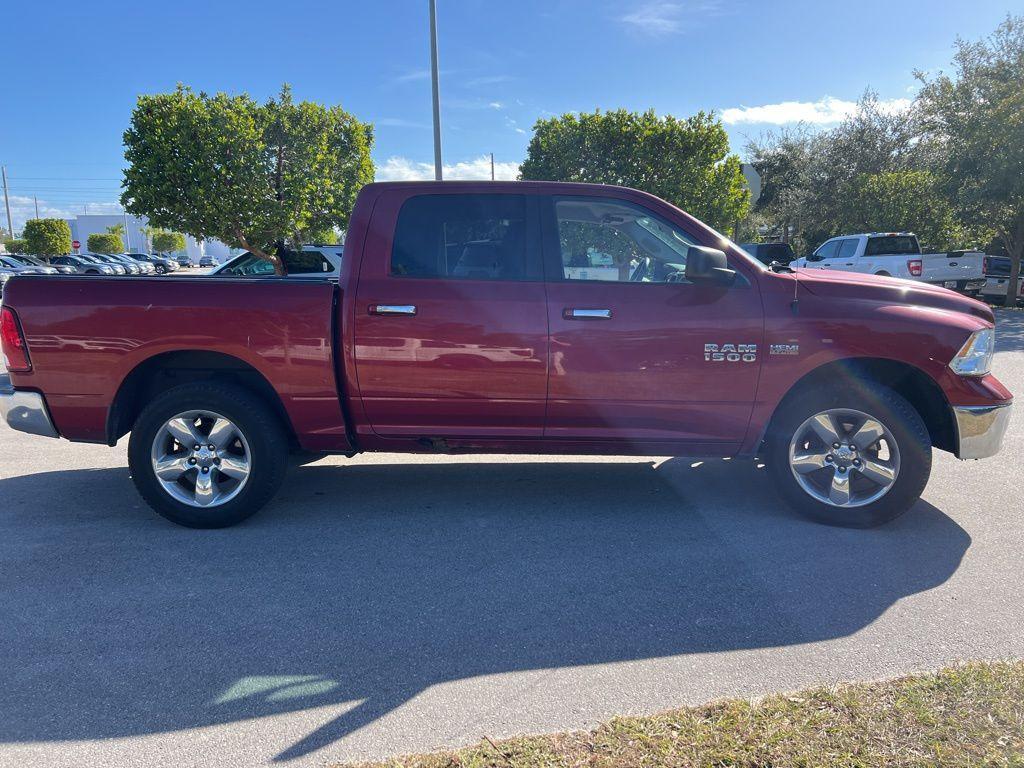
[949,328,994,377]
[101,266,114,275]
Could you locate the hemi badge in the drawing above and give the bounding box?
[770,344,800,356]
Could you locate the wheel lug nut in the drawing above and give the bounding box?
[826,454,834,462]
[208,444,215,451]
[189,457,197,465]
[193,444,200,451]
[832,442,840,449]
[201,467,209,473]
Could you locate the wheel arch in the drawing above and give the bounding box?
[106,349,297,448]
[762,357,956,454]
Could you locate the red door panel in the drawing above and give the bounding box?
[353,190,548,438]
[545,282,762,444]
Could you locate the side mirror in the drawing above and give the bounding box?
[686,246,736,285]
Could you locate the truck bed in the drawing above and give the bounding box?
[1,275,349,450]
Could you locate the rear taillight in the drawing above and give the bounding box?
[907,259,923,277]
[0,306,31,372]
[983,256,989,274]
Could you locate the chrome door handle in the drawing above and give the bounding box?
[564,308,612,319]
[369,304,417,316]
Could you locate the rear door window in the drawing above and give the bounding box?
[391,194,538,280]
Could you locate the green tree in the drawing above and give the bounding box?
[520,109,749,231]
[88,232,124,254]
[151,229,187,254]
[3,239,27,254]
[918,16,1024,305]
[846,171,972,251]
[122,84,374,274]
[22,218,71,256]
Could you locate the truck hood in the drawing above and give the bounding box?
[792,267,994,324]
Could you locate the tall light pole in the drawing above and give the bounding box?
[429,0,443,180]
[123,209,132,251]
[1,166,13,238]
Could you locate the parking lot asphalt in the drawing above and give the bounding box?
[0,310,1022,768]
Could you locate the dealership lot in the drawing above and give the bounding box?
[0,310,1021,768]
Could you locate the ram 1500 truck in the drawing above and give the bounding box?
[790,233,987,295]
[0,182,1013,529]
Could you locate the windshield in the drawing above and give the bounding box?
[6,255,43,266]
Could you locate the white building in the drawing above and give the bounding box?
[63,214,238,264]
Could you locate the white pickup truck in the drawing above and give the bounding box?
[790,233,986,296]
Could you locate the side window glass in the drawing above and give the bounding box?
[282,250,332,274]
[553,197,697,283]
[816,241,840,259]
[391,194,533,281]
[837,239,858,259]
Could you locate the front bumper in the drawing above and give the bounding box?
[0,374,59,438]
[953,402,1012,459]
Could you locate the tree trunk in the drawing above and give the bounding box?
[235,231,286,276]
[1006,244,1022,308]
[1003,219,1023,308]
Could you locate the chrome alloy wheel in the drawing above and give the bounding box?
[150,410,251,508]
[788,408,901,508]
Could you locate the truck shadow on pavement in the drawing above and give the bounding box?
[0,456,970,762]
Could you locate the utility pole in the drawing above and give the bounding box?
[429,0,443,180]
[490,153,495,181]
[34,196,40,219]
[123,210,131,251]
[1,166,13,239]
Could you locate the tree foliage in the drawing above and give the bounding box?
[917,15,1024,305]
[151,229,186,253]
[88,232,123,254]
[3,239,27,254]
[22,218,71,256]
[122,84,374,273]
[847,171,968,251]
[520,109,749,231]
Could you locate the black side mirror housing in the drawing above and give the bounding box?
[686,246,736,285]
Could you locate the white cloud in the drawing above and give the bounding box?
[375,155,520,182]
[620,1,721,35]
[1,194,122,236]
[464,75,514,88]
[488,101,504,110]
[720,96,913,125]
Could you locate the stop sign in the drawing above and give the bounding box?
[72,240,81,250]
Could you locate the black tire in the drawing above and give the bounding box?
[128,383,288,528]
[766,383,931,528]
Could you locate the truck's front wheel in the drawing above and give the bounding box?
[128,383,287,528]
[767,385,931,527]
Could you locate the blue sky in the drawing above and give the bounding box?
[0,0,1019,230]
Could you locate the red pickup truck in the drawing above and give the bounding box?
[0,181,1013,529]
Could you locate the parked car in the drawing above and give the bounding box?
[198,254,218,268]
[1,181,1011,531]
[790,233,986,295]
[84,253,129,275]
[126,252,179,274]
[172,253,191,268]
[105,253,154,275]
[4,254,76,275]
[0,268,13,296]
[211,245,343,280]
[0,255,59,276]
[739,242,797,267]
[48,254,119,275]
[979,255,1023,306]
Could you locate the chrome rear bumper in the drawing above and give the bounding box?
[953,403,1012,459]
[0,374,59,438]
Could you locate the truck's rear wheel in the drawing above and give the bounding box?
[128,383,287,528]
[766,384,931,527]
